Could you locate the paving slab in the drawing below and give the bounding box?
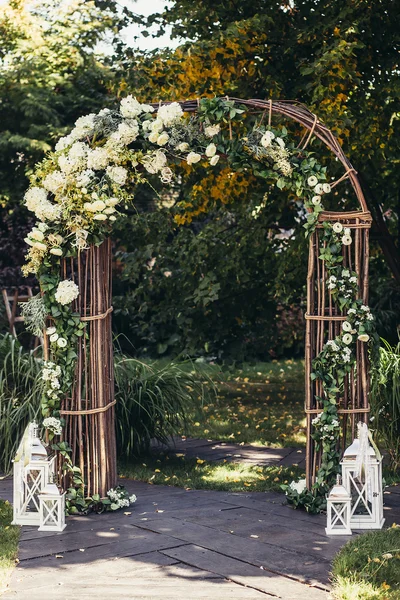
[162,544,330,599]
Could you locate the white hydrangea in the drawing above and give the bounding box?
[55,135,74,152]
[24,187,61,222]
[110,121,139,145]
[120,95,143,119]
[43,417,62,436]
[106,165,128,186]
[157,102,183,126]
[76,169,95,188]
[58,142,87,174]
[71,114,96,140]
[42,171,66,194]
[55,280,79,305]
[288,479,307,495]
[87,147,109,171]
[326,340,340,352]
[204,124,220,138]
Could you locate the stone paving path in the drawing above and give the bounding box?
[151,436,306,469]
[1,443,399,600]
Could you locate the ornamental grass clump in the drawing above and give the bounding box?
[0,334,42,473]
[114,355,211,459]
[370,339,400,471]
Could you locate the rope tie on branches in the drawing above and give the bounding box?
[80,306,113,322]
[330,168,357,189]
[60,400,116,416]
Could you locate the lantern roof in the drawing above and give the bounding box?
[343,438,375,459]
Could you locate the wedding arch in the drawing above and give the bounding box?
[22,97,377,512]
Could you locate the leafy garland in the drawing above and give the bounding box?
[22,96,377,513]
[283,222,379,513]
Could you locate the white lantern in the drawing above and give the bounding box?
[12,422,55,526]
[341,424,385,530]
[326,475,352,535]
[38,483,66,532]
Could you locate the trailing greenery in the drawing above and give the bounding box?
[331,526,400,599]
[0,499,19,595]
[370,339,400,471]
[119,453,304,494]
[115,354,212,459]
[0,335,42,474]
[283,222,379,513]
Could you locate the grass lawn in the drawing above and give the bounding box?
[0,499,19,595]
[182,358,306,448]
[331,526,400,599]
[119,453,304,493]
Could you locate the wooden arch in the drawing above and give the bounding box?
[63,98,372,495]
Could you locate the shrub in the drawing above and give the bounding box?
[331,527,400,599]
[370,339,400,471]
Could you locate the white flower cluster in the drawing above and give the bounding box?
[307,176,332,207]
[311,413,340,441]
[43,416,62,436]
[257,130,292,176]
[288,479,307,495]
[327,268,357,300]
[46,326,67,348]
[25,225,64,258]
[55,280,79,305]
[332,221,352,245]
[83,195,120,221]
[107,487,137,511]
[204,124,220,138]
[42,361,62,402]
[24,187,61,222]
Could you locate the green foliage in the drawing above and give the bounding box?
[370,339,400,471]
[0,499,19,594]
[0,334,42,474]
[113,206,307,360]
[331,527,400,599]
[114,353,212,458]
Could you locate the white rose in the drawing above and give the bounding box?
[187,152,201,165]
[91,200,106,211]
[106,198,120,207]
[342,333,353,345]
[210,155,220,166]
[332,222,343,233]
[323,183,331,194]
[93,214,108,221]
[204,124,220,137]
[261,131,275,148]
[33,242,47,252]
[205,143,217,157]
[176,142,189,152]
[148,131,159,143]
[342,321,352,332]
[50,248,63,256]
[311,196,321,205]
[314,183,324,195]
[50,333,59,343]
[57,337,67,348]
[342,234,352,246]
[307,176,318,187]
[358,334,370,343]
[157,133,169,146]
[46,327,56,335]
